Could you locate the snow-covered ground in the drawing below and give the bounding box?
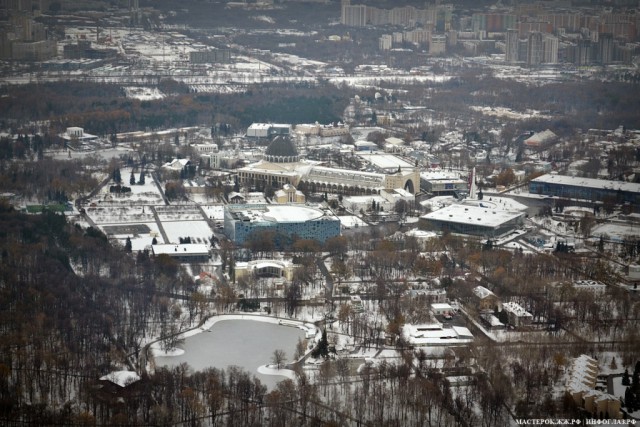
[107,222,164,250]
[123,87,166,100]
[339,215,367,229]
[592,222,640,241]
[201,205,225,221]
[470,106,551,121]
[162,220,214,244]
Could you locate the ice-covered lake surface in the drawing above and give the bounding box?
[155,319,305,389]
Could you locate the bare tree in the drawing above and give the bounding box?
[271,349,286,370]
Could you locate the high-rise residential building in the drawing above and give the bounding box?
[518,21,554,36]
[539,13,582,32]
[518,39,529,63]
[527,31,543,65]
[342,4,367,27]
[597,33,614,64]
[505,29,519,63]
[389,6,418,27]
[543,34,559,63]
[341,2,449,29]
[3,0,32,12]
[341,0,350,21]
[429,35,446,55]
[472,13,517,32]
[435,4,453,32]
[446,30,457,47]
[379,34,392,51]
[576,39,592,66]
[600,12,636,42]
[404,29,430,45]
[614,43,633,64]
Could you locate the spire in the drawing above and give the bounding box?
[468,167,477,199]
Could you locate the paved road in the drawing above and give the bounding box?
[316,256,334,302]
[149,206,171,245]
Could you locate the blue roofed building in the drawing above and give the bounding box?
[223,204,340,247]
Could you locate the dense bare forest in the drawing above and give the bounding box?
[0,82,352,136]
[2,72,639,140]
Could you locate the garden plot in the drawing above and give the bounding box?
[105,222,164,251]
[86,206,156,224]
[155,206,204,221]
[162,220,213,244]
[90,168,165,205]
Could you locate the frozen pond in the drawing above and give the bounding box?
[155,319,305,389]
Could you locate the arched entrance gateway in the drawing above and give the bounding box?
[253,262,284,278]
[404,179,415,194]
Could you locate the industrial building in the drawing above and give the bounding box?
[420,171,467,196]
[402,322,473,346]
[420,203,526,238]
[151,244,210,263]
[529,174,640,205]
[189,49,231,64]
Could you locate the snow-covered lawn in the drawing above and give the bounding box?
[592,222,640,241]
[109,223,164,251]
[162,220,213,244]
[469,105,551,121]
[201,205,225,221]
[339,215,367,229]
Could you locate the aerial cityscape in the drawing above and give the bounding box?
[1,0,640,425]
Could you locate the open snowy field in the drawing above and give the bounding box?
[201,205,225,221]
[162,220,213,244]
[339,215,367,229]
[91,169,165,205]
[109,223,164,251]
[592,222,640,242]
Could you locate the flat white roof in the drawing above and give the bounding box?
[391,188,413,198]
[248,123,272,130]
[532,174,640,194]
[152,244,209,255]
[356,152,414,170]
[263,205,324,222]
[424,178,466,185]
[230,205,327,223]
[421,204,525,228]
[385,137,404,145]
[402,323,473,346]
[236,260,292,270]
[355,140,378,147]
[420,171,464,181]
[306,166,385,186]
